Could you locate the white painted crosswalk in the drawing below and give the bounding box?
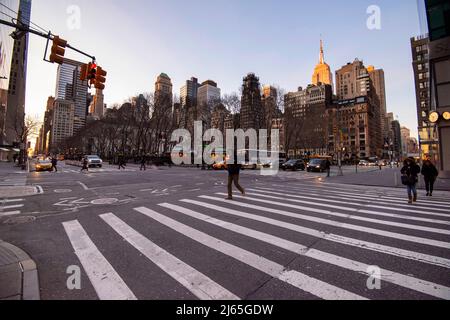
[0,198,25,217]
[62,182,450,300]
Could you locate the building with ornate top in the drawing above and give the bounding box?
[312,40,333,90]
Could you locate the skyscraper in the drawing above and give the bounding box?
[312,39,333,90]
[367,66,388,139]
[4,0,32,146]
[240,73,264,131]
[55,58,88,134]
[197,80,221,108]
[155,73,173,107]
[180,77,200,108]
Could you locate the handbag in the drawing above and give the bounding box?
[401,174,416,186]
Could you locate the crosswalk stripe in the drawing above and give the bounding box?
[0,211,21,217]
[249,188,450,224]
[257,186,450,214]
[0,204,24,211]
[134,206,366,300]
[188,197,450,269]
[238,192,450,236]
[273,184,450,206]
[206,195,450,250]
[1,199,24,203]
[62,220,137,300]
[162,202,450,299]
[100,213,240,300]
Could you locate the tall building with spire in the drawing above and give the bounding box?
[312,39,333,90]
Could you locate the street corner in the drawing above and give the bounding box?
[0,240,40,301]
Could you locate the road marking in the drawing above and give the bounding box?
[100,213,239,300]
[134,206,366,300]
[1,204,24,210]
[163,202,450,300]
[77,182,89,191]
[249,188,450,225]
[2,199,24,203]
[190,197,450,269]
[209,194,450,250]
[0,211,21,217]
[239,192,450,236]
[62,220,137,300]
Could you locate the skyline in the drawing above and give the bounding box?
[3,0,425,137]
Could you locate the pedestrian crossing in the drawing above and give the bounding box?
[62,182,450,300]
[0,175,27,186]
[40,167,140,174]
[0,198,25,217]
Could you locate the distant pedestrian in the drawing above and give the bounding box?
[140,154,147,171]
[226,147,245,200]
[421,159,439,197]
[13,154,18,164]
[325,159,331,177]
[51,156,58,172]
[80,158,89,173]
[401,158,421,204]
[118,154,126,170]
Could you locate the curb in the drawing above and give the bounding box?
[0,240,40,300]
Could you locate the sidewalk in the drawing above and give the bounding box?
[0,162,41,198]
[326,167,450,191]
[0,240,40,300]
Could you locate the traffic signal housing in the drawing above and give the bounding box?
[95,66,107,90]
[80,63,89,81]
[49,36,67,64]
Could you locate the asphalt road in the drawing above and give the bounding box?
[0,162,449,300]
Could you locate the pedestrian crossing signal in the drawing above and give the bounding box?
[49,36,67,64]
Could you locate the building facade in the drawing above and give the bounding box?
[240,73,264,131]
[4,0,32,147]
[55,58,89,134]
[410,35,439,163]
[50,99,74,150]
[368,66,388,139]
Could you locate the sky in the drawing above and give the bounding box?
[4,0,426,138]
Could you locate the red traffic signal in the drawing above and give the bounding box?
[49,36,67,64]
[94,66,107,90]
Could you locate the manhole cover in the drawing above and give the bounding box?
[54,189,72,193]
[3,216,36,225]
[91,198,119,205]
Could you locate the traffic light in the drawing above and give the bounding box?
[88,62,97,87]
[49,36,67,64]
[95,66,107,90]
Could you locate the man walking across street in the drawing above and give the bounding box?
[422,159,439,197]
[51,156,58,173]
[325,159,331,178]
[401,157,421,204]
[80,157,89,173]
[118,154,126,170]
[140,154,147,171]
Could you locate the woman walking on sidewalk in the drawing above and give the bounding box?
[422,159,439,197]
[401,157,421,204]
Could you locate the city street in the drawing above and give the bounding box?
[1,163,449,300]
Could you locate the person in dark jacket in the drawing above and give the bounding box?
[140,154,147,171]
[51,156,58,172]
[226,146,246,200]
[421,159,439,197]
[401,157,421,204]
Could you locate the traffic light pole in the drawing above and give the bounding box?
[0,18,96,62]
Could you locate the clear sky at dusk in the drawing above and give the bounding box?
[12,0,425,137]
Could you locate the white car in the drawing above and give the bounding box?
[84,155,103,168]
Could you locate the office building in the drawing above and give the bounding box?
[55,58,89,134]
[50,99,74,150]
[4,0,32,146]
[197,80,221,109]
[312,39,333,90]
[240,73,264,131]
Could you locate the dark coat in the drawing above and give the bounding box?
[421,163,438,179]
[401,164,421,185]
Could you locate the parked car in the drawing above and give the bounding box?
[307,159,328,172]
[84,155,103,168]
[281,159,305,171]
[359,160,370,166]
[35,159,53,172]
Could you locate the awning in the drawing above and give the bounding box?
[0,148,9,152]
[12,148,20,152]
